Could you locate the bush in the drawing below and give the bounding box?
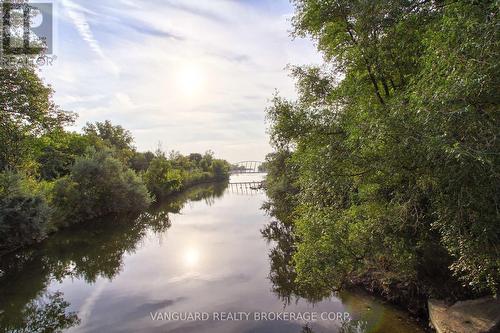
[144,156,182,200]
[52,151,152,225]
[211,159,230,180]
[0,172,50,254]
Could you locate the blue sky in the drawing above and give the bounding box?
[41,0,320,162]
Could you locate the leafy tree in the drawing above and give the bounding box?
[83,120,133,151]
[264,0,500,304]
[52,150,152,225]
[0,172,50,254]
[129,151,155,173]
[169,151,194,170]
[0,67,75,171]
[210,159,230,180]
[199,151,214,172]
[83,120,135,162]
[36,131,94,180]
[188,153,203,166]
[144,155,183,200]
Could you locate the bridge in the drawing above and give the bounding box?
[227,181,264,195]
[228,161,266,195]
[230,161,265,174]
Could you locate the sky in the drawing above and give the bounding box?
[40,0,321,162]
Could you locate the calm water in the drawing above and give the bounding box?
[0,175,425,333]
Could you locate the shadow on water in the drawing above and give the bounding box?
[0,182,227,333]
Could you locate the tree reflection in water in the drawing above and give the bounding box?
[0,182,227,333]
[261,219,333,305]
[0,291,80,333]
[262,213,369,333]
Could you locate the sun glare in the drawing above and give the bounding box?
[176,63,204,96]
[183,247,200,267]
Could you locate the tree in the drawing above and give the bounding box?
[143,155,182,200]
[83,120,134,151]
[0,67,75,171]
[188,153,203,166]
[129,151,155,173]
[83,120,135,162]
[210,159,230,181]
[52,150,152,225]
[264,0,500,304]
[0,172,50,254]
[199,151,214,172]
[36,131,94,180]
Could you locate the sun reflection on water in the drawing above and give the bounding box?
[183,247,200,267]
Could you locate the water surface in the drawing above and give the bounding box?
[0,175,425,332]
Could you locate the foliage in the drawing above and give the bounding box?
[0,46,231,256]
[0,67,75,172]
[83,120,135,163]
[200,151,214,171]
[52,151,152,225]
[83,120,134,151]
[144,151,230,200]
[211,159,230,180]
[144,154,183,200]
[265,0,500,300]
[0,172,50,254]
[129,151,155,173]
[35,131,94,181]
[262,151,300,226]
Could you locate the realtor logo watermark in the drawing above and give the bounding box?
[1,0,56,66]
[150,311,352,322]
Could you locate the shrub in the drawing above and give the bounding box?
[0,172,50,253]
[211,159,230,180]
[52,151,152,225]
[144,156,183,200]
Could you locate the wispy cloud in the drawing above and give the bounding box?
[122,18,184,40]
[62,0,119,74]
[42,0,321,161]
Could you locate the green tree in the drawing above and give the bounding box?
[83,120,135,162]
[52,150,152,225]
[188,153,203,166]
[36,131,94,180]
[129,151,155,173]
[210,159,230,180]
[144,155,183,200]
[0,67,75,172]
[0,172,50,254]
[199,151,214,172]
[265,0,500,304]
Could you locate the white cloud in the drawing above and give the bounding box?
[42,0,321,162]
[62,0,120,75]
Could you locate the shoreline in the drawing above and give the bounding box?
[0,178,230,259]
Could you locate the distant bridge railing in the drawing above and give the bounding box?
[230,161,266,174]
[228,181,264,195]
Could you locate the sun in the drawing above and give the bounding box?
[176,63,204,96]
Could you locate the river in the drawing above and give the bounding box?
[0,174,425,332]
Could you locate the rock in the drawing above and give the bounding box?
[429,297,500,333]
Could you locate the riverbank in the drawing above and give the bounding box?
[0,64,232,258]
[0,168,230,259]
[0,180,427,333]
[348,271,500,333]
